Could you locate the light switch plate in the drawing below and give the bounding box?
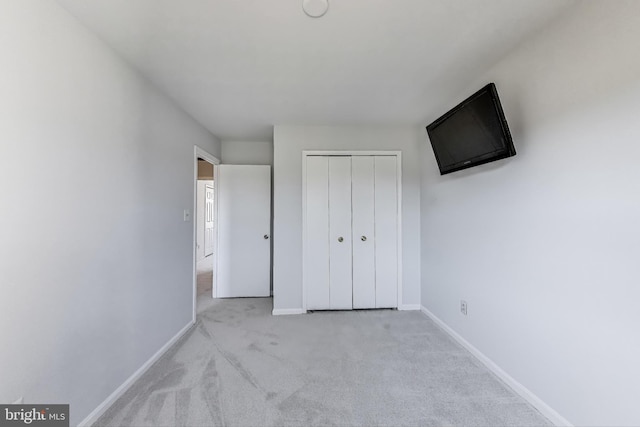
[183,209,191,222]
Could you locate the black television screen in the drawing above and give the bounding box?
[426,83,516,175]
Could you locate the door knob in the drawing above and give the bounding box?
[337,237,344,242]
[361,236,367,241]
[264,235,269,239]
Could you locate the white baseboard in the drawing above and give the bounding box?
[398,304,421,311]
[272,308,306,316]
[420,306,572,427]
[78,321,195,427]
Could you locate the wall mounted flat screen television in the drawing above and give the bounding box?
[426,83,516,175]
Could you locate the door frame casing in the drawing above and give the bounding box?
[193,146,220,323]
[301,150,403,312]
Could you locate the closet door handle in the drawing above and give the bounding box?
[361,236,367,242]
[337,237,344,242]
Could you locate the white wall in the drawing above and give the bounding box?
[221,141,273,165]
[273,126,421,311]
[420,2,640,426]
[0,1,220,424]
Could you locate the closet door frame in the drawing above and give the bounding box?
[302,150,403,312]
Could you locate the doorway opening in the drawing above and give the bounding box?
[193,146,220,320]
[196,158,214,294]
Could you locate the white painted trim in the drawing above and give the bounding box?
[303,150,401,156]
[301,151,403,311]
[78,321,194,427]
[395,152,403,309]
[193,146,220,324]
[272,308,307,316]
[398,304,420,311]
[301,153,308,311]
[420,306,572,427]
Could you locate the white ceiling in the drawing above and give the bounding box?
[57,0,576,141]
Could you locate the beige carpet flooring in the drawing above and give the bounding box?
[196,255,213,297]
[94,298,551,427]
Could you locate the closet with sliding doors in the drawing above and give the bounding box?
[304,154,400,310]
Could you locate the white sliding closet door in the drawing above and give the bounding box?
[374,156,398,308]
[352,157,376,309]
[305,157,330,310]
[328,157,353,310]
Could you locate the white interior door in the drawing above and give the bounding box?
[204,183,214,256]
[217,165,271,298]
[305,157,330,310]
[374,156,398,308]
[351,156,376,309]
[328,157,353,310]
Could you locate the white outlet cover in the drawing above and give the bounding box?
[303,0,329,18]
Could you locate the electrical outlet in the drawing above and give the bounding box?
[460,300,468,316]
